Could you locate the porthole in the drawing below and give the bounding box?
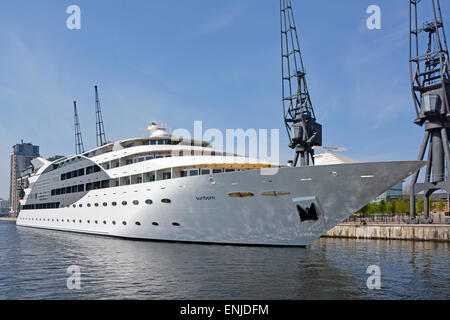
[172,222,180,227]
[72,205,76,208]
[103,221,106,224]
[79,220,82,223]
[135,222,141,226]
[112,202,117,206]
[87,220,90,224]
[145,199,153,205]
[122,201,127,206]
[122,221,127,226]
[103,202,107,207]
[112,221,116,225]
[152,222,159,226]
[73,219,76,223]
[161,199,171,204]
[133,200,139,205]
[95,203,99,207]
[95,220,98,224]
[79,204,83,208]
[87,204,91,207]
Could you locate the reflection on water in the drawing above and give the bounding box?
[0,221,448,300]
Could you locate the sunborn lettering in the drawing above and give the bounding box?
[195,196,216,201]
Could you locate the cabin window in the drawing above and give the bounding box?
[78,184,84,192]
[122,221,127,225]
[201,169,210,175]
[95,203,99,207]
[172,222,180,227]
[161,199,171,204]
[78,168,85,176]
[87,203,91,207]
[103,203,107,207]
[86,166,94,175]
[61,173,66,181]
[66,172,72,179]
[122,201,127,206]
[189,170,199,176]
[162,172,171,180]
[86,183,93,191]
[72,170,78,178]
[101,180,110,189]
[135,222,141,226]
[152,222,159,226]
[212,169,222,174]
[94,166,101,173]
[225,169,235,173]
[133,200,139,205]
[112,221,116,225]
[56,189,61,195]
[145,199,153,205]
[112,202,117,206]
[93,181,101,190]
[72,186,77,193]
[181,170,188,177]
[66,187,72,194]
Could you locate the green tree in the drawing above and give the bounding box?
[378,200,386,213]
[416,198,424,213]
[386,201,395,214]
[437,199,446,212]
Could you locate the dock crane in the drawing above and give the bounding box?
[280,0,322,167]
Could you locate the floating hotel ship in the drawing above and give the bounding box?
[16,122,425,246]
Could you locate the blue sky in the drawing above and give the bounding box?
[0,0,449,197]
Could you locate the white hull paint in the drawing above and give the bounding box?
[17,161,424,246]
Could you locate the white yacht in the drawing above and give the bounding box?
[16,123,425,246]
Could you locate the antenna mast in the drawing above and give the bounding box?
[280,0,322,167]
[74,101,85,155]
[409,0,450,223]
[95,85,107,147]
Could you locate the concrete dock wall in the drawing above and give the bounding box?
[323,223,450,242]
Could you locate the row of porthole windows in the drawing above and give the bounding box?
[19,217,181,227]
[69,198,170,208]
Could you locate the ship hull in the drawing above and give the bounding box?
[16,161,425,246]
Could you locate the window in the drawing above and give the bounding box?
[145,199,153,205]
[181,170,188,177]
[72,170,78,178]
[87,203,91,207]
[95,203,99,207]
[162,172,171,180]
[133,200,139,205]
[103,203,107,207]
[112,202,117,206]
[122,201,127,206]
[56,189,61,195]
[86,166,94,175]
[135,222,141,226]
[93,181,101,190]
[66,172,72,179]
[78,184,85,192]
[87,220,90,224]
[225,169,235,173]
[201,169,210,175]
[101,180,110,189]
[161,199,171,204]
[212,169,222,174]
[103,221,107,224]
[78,168,85,176]
[94,166,101,173]
[61,173,66,181]
[95,220,98,224]
[190,170,199,176]
[79,204,83,208]
[72,186,77,193]
[113,221,116,225]
[86,183,93,191]
[122,221,127,225]
[172,222,180,227]
[66,187,72,194]
[152,222,159,226]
